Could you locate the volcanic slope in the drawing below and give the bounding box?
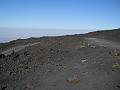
[0,29,120,90]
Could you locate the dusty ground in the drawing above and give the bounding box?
[0,29,120,90]
[2,42,41,56]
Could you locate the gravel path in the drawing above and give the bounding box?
[1,42,41,55]
[85,38,120,49]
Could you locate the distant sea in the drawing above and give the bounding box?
[0,28,95,43]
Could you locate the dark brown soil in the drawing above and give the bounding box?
[0,29,120,90]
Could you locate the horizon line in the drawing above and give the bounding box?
[0,27,119,31]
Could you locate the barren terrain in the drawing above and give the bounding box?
[0,29,120,90]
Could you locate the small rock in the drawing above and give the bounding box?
[114,52,120,56]
[112,63,120,70]
[0,86,7,90]
[50,49,53,51]
[9,71,14,75]
[14,53,19,58]
[53,84,56,86]
[67,75,80,84]
[7,54,11,58]
[109,51,112,54]
[13,85,17,89]
[0,54,2,58]
[0,54,6,58]
[2,54,6,58]
[24,83,31,89]
[27,83,31,88]
[87,43,91,46]
[24,52,30,56]
[82,60,86,63]
[12,54,19,61]
[12,50,15,55]
[80,45,85,48]
[91,45,96,48]
[47,70,52,72]
[117,86,120,88]
[24,66,30,69]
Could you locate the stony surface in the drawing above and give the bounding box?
[0,29,120,90]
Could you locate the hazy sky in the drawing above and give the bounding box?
[0,0,120,30]
[0,0,120,42]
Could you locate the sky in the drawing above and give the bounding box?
[0,0,120,42]
[0,0,120,29]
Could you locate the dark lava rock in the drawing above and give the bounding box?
[0,54,6,59]
[11,50,15,55]
[0,86,7,90]
[24,52,30,56]
[12,53,19,61]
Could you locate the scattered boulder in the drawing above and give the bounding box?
[2,54,6,58]
[7,54,11,58]
[114,52,120,56]
[87,43,91,46]
[15,54,19,58]
[24,83,32,89]
[91,45,96,48]
[0,53,2,58]
[0,53,6,58]
[67,75,80,84]
[117,86,120,88]
[50,49,53,51]
[82,60,86,63]
[12,53,19,61]
[109,51,112,54]
[11,50,15,55]
[0,86,7,90]
[112,63,120,70]
[24,52,30,56]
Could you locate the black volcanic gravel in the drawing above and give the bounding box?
[0,29,120,90]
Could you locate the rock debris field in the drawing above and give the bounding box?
[0,28,120,90]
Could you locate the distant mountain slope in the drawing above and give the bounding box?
[85,28,120,42]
